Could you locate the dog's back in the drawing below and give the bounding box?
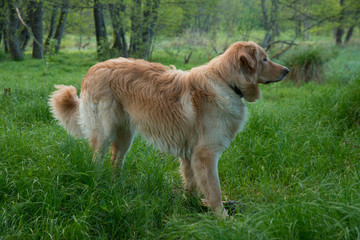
[77,58,203,158]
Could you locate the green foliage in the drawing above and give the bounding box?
[0,50,6,62]
[283,47,330,84]
[96,37,116,61]
[156,2,185,36]
[332,76,360,129]
[44,38,57,64]
[66,9,94,50]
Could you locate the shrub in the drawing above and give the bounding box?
[333,75,360,129]
[283,47,329,85]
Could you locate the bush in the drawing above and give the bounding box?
[333,75,360,129]
[283,47,329,85]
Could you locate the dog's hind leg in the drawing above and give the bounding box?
[110,127,134,169]
[179,157,196,193]
[90,131,111,163]
[191,145,228,217]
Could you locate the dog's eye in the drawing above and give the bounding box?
[263,58,268,62]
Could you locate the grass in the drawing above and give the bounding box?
[0,42,360,239]
[282,46,329,84]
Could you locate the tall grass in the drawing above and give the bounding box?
[282,47,330,84]
[331,76,360,130]
[0,45,360,239]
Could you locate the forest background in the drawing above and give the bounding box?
[1,0,359,61]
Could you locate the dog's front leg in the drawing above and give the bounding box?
[91,136,111,163]
[110,128,134,169]
[191,146,228,217]
[179,157,196,193]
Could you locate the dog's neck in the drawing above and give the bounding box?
[229,85,243,98]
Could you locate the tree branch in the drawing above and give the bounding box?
[15,7,42,49]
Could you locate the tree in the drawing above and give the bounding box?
[109,0,128,57]
[344,25,355,43]
[30,0,43,59]
[3,28,8,53]
[334,0,345,45]
[19,2,31,51]
[93,0,109,59]
[44,4,58,52]
[141,0,160,58]
[342,0,360,44]
[53,0,69,52]
[0,0,5,48]
[7,0,23,60]
[261,0,280,49]
[289,0,360,45]
[129,0,161,59]
[270,0,279,38]
[292,0,310,40]
[66,7,94,50]
[129,0,142,56]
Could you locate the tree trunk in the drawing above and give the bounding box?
[77,9,83,50]
[4,30,9,53]
[335,0,345,45]
[94,0,109,59]
[261,0,281,49]
[0,24,3,48]
[344,26,354,44]
[7,0,23,60]
[109,0,128,57]
[44,5,58,52]
[344,7,359,44]
[20,26,30,51]
[302,1,309,40]
[303,20,309,40]
[129,0,142,57]
[142,0,151,52]
[270,0,279,37]
[30,0,43,59]
[335,27,344,45]
[141,0,160,59]
[54,0,69,52]
[19,2,31,51]
[294,13,301,37]
[0,0,5,46]
[261,0,271,48]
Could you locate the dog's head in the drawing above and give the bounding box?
[222,41,289,102]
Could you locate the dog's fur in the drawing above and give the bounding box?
[49,41,289,217]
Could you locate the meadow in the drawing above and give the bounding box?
[0,39,360,239]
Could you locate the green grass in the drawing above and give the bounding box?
[282,46,329,84]
[0,44,360,239]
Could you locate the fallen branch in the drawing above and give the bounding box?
[15,6,48,81]
[15,7,42,49]
[271,44,294,59]
[265,38,298,59]
[265,39,297,51]
[184,51,192,64]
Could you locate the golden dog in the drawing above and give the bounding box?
[49,41,289,217]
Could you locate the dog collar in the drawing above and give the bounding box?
[229,85,243,98]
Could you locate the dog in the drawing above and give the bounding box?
[49,41,289,217]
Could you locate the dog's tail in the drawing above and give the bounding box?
[49,85,83,137]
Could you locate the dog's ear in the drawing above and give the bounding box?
[226,42,257,74]
[239,47,257,74]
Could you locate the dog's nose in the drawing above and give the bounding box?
[284,67,290,75]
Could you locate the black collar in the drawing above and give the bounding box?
[229,85,243,98]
